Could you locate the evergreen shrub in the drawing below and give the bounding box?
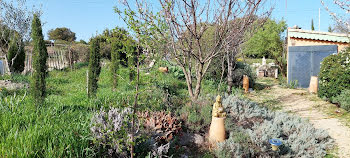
[319,51,350,102]
[88,38,101,97]
[231,62,257,88]
[7,35,25,73]
[30,14,48,103]
[333,89,350,111]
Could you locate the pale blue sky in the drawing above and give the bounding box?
[27,0,344,41]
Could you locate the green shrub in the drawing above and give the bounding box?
[30,14,48,104]
[287,80,298,89]
[216,95,334,157]
[7,35,25,73]
[73,62,89,69]
[231,62,256,88]
[167,64,185,80]
[110,38,128,90]
[319,51,350,101]
[177,96,213,133]
[333,89,350,111]
[87,38,101,97]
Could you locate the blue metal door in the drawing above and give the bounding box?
[288,45,337,88]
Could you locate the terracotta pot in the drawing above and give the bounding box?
[309,76,318,93]
[209,116,226,146]
[243,75,249,93]
[158,67,168,73]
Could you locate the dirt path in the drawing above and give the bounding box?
[247,79,350,158]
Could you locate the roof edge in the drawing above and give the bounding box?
[288,28,349,38]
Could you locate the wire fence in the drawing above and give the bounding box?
[23,44,72,74]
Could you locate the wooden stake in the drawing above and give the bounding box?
[86,70,89,95]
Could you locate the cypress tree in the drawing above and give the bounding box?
[111,40,123,91]
[30,14,48,103]
[311,19,315,31]
[126,40,136,82]
[7,34,25,73]
[88,38,101,97]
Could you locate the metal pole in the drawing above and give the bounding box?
[319,8,321,31]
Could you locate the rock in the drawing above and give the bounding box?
[178,133,205,146]
[0,80,27,90]
[178,133,193,146]
[193,134,204,145]
[180,154,189,158]
[149,59,156,68]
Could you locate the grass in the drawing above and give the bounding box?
[0,62,225,157]
[322,102,350,127]
[0,67,97,157]
[0,65,144,157]
[2,61,341,157]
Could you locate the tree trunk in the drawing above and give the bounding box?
[226,53,235,94]
[4,56,12,75]
[182,66,195,99]
[193,63,204,99]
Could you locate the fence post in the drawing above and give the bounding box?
[86,70,89,96]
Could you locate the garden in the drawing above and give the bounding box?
[1,0,350,157]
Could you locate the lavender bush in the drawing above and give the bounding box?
[90,107,132,157]
[216,95,334,157]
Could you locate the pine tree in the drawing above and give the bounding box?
[111,40,123,91]
[30,14,48,103]
[88,38,101,97]
[328,25,333,32]
[7,34,25,73]
[311,19,315,31]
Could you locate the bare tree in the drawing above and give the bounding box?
[119,0,270,100]
[0,0,35,74]
[224,17,269,93]
[321,0,350,33]
[333,18,350,33]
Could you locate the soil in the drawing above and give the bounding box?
[247,79,350,158]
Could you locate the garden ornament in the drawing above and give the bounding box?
[269,139,282,151]
[209,95,226,146]
[212,95,226,117]
[243,75,249,93]
[158,67,168,73]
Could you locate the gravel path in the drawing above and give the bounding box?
[248,81,350,157]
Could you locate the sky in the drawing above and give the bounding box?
[26,0,345,41]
